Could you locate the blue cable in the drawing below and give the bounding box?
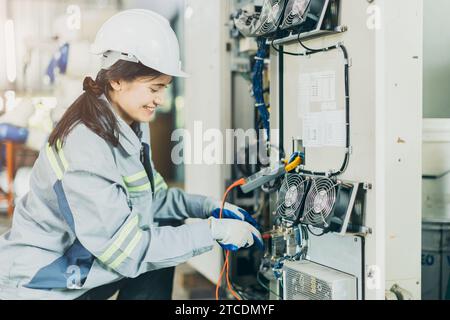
[253,38,270,140]
[288,152,300,164]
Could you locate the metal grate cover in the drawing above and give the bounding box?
[285,267,333,300]
[283,260,357,300]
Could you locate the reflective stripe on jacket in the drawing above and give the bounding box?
[0,96,215,299]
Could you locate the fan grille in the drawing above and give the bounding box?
[281,0,310,29]
[255,0,285,35]
[276,173,307,221]
[302,178,339,228]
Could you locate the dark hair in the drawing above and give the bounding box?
[48,60,163,147]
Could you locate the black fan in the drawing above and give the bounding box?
[280,0,311,30]
[276,173,309,223]
[280,0,328,32]
[254,0,287,36]
[300,178,355,233]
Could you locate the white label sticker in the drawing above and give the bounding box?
[321,101,337,111]
[323,110,346,147]
[310,71,336,103]
[298,71,336,117]
[302,110,346,148]
[298,74,312,117]
[302,113,322,147]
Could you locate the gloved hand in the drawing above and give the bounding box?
[208,217,264,251]
[209,201,259,229]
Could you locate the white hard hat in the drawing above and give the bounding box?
[91,9,188,77]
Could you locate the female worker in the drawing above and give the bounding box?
[0,9,262,300]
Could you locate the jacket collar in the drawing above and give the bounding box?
[99,94,141,155]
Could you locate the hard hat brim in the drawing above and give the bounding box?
[170,70,190,78]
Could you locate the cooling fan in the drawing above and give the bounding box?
[280,0,311,30]
[300,177,358,234]
[279,0,336,34]
[254,0,288,36]
[276,173,309,223]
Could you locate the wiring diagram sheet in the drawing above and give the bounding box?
[299,70,346,148]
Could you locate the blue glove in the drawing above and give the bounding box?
[210,202,260,230]
[209,202,264,251]
[208,217,264,252]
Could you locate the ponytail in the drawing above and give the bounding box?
[48,60,163,148]
[48,75,120,147]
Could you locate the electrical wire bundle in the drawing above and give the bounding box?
[215,178,246,301]
[253,38,271,141]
